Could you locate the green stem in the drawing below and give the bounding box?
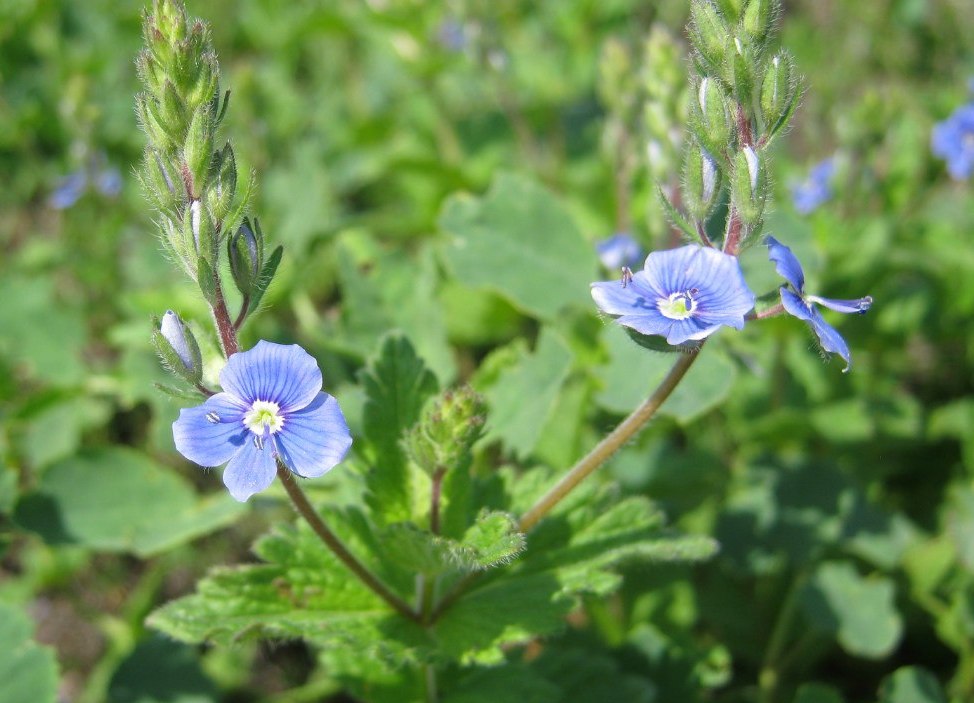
[431,350,701,622]
[211,275,239,356]
[518,350,700,532]
[758,571,809,703]
[422,662,439,703]
[276,462,420,623]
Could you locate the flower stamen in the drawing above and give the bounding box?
[658,289,699,320]
[244,400,284,436]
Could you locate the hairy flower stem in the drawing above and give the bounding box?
[276,463,420,623]
[518,349,699,532]
[211,277,240,356]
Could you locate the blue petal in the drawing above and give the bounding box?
[276,393,353,478]
[591,278,661,316]
[806,294,873,314]
[596,233,644,269]
[48,172,87,210]
[684,247,755,322]
[219,340,322,412]
[806,308,853,372]
[172,393,249,466]
[642,245,702,296]
[779,287,815,321]
[766,236,805,293]
[223,436,278,501]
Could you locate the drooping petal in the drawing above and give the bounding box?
[766,236,805,293]
[806,307,853,372]
[172,392,249,467]
[219,340,322,412]
[275,393,353,478]
[222,435,279,501]
[806,294,873,315]
[590,278,661,316]
[779,287,815,321]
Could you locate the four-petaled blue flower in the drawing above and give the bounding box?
[791,158,835,215]
[766,236,872,372]
[173,341,353,501]
[596,232,645,270]
[591,245,755,345]
[931,103,974,180]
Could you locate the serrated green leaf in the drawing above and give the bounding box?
[148,520,428,664]
[878,667,947,703]
[799,561,903,659]
[458,511,525,570]
[479,329,573,459]
[0,603,58,703]
[439,172,593,319]
[656,184,699,241]
[360,334,439,523]
[382,522,455,576]
[13,447,244,557]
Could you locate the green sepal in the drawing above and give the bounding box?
[153,382,205,400]
[725,35,755,105]
[196,256,218,306]
[741,0,777,54]
[691,77,733,155]
[160,79,188,139]
[761,51,802,141]
[689,1,728,75]
[183,107,214,198]
[152,0,189,45]
[246,243,283,318]
[136,94,179,155]
[138,148,180,218]
[655,185,699,241]
[729,146,766,226]
[624,326,702,354]
[220,167,256,244]
[207,142,237,220]
[151,323,203,387]
[683,141,723,221]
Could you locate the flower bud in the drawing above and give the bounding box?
[403,386,487,478]
[742,0,776,51]
[183,107,213,197]
[760,51,799,138]
[692,77,733,153]
[152,0,188,44]
[731,145,766,225]
[229,219,263,297]
[154,310,203,384]
[683,142,722,220]
[207,143,237,220]
[689,1,728,74]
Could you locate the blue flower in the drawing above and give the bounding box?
[791,158,835,215]
[48,171,88,210]
[591,245,755,345]
[766,236,872,372]
[931,103,974,180]
[596,232,644,270]
[173,341,353,501]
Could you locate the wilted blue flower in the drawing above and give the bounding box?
[48,171,88,210]
[791,159,835,214]
[766,236,872,372]
[591,245,755,345]
[596,233,644,270]
[931,103,974,180]
[173,341,353,501]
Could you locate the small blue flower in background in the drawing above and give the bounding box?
[437,18,468,52]
[766,236,872,372]
[172,341,353,501]
[48,153,123,209]
[48,171,88,210]
[931,103,974,180]
[791,158,835,215]
[596,232,644,270]
[591,245,755,345]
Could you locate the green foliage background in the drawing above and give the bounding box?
[1,0,973,701]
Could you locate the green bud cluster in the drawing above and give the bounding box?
[136,0,281,330]
[664,0,801,252]
[403,387,487,479]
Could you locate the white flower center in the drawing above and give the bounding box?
[658,289,699,320]
[244,400,284,435]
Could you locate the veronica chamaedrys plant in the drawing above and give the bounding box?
[173,341,352,501]
[766,236,872,371]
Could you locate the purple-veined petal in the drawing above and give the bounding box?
[807,294,873,314]
[222,436,279,502]
[172,392,249,467]
[219,340,322,412]
[807,307,853,372]
[641,244,703,296]
[591,278,660,316]
[766,236,805,293]
[275,393,353,478]
[780,287,815,321]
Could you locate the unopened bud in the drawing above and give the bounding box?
[183,107,213,197]
[693,77,733,153]
[207,143,237,219]
[229,219,263,297]
[152,0,188,44]
[154,310,203,384]
[731,145,766,225]
[761,51,799,138]
[689,1,728,73]
[683,143,722,219]
[403,386,487,477]
[742,0,776,51]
